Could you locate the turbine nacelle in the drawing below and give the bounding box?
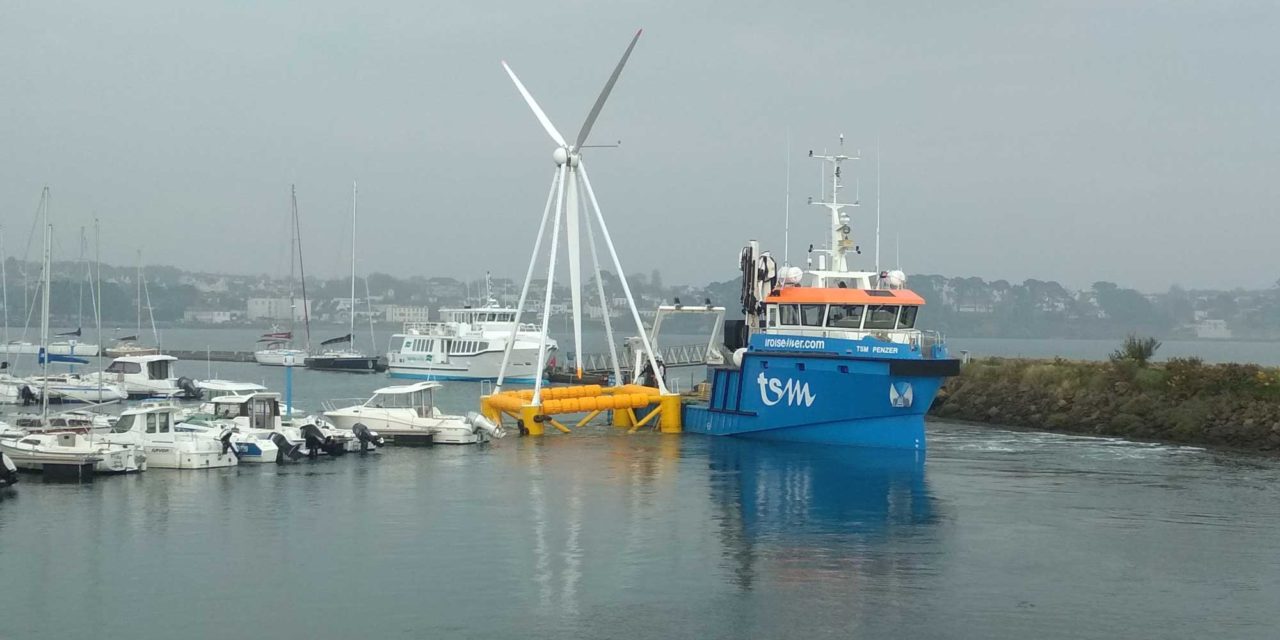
[551,147,580,167]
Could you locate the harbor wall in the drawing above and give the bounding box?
[929,357,1280,452]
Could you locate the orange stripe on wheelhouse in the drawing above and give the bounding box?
[764,287,926,306]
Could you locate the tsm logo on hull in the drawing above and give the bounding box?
[757,372,817,407]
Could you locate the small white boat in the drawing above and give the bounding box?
[254,344,308,367]
[101,404,237,469]
[2,340,100,358]
[191,392,369,457]
[87,354,200,399]
[196,379,267,398]
[324,381,503,445]
[0,431,145,474]
[27,373,128,403]
[7,410,114,434]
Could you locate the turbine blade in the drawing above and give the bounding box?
[574,29,642,150]
[502,61,567,147]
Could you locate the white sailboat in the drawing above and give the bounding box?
[256,185,310,366]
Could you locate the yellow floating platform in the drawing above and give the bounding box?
[481,384,682,436]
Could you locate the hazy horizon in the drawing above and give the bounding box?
[3,2,1276,292]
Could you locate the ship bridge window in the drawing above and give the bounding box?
[778,304,800,326]
[766,305,779,328]
[147,360,170,380]
[864,305,901,330]
[898,306,919,329]
[826,304,865,329]
[800,304,825,327]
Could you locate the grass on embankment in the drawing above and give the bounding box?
[930,356,1280,452]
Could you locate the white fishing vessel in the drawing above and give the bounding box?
[323,381,503,445]
[387,301,556,382]
[87,354,200,399]
[100,403,237,469]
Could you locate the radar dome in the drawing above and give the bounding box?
[781,266,804,285]
[886,270,907,287]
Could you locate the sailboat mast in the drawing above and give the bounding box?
[349,181,357,348]
[288,185,297,342]
[135,250,142,339]
[294,188,312,352]
[1,224,8,349]
[94,218,103,399]
[77,226,85,330]
[39,188,51,417]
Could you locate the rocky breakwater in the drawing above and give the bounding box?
[930,356,1280,452]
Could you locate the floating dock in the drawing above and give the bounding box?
[480,384,682,436]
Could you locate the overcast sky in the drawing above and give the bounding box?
[2,2,1277,292]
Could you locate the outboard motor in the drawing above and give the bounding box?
[217,428,240,460]
[176,377,202,400]
[466,412,505,439]
[351,423,384,452]
[269,432,304,463]
[299,422,344,458]
[19,384,37,406]
[0,452,18,487]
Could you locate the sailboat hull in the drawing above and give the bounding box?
[305,355,386,373]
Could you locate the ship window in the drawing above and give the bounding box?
[864,305,900,330]
[146,413,158,434]
[826,304,865,329]
[147,360,170,380]
[766,305,778,327]
[778,304,799,326]
[800,304,825,327]
[158,413,171,433]
[112,414,135,433]
[898,306,919,329]
[403,339,413,350]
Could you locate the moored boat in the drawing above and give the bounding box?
[100,403,237,469]
[324,381,502,445]
[682,140,960,449]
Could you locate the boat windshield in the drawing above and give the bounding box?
[368,390,431,409]
[112,414,135,433]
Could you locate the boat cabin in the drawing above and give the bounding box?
[364,381,440,418]
[763,287,924,343]
[111,405,179,435]
[104,354,177,381]
[209,393,283,431]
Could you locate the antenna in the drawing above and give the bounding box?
[784,129,791,267]
[875,141,881,279]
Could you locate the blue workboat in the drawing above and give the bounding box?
[683,141,960,449]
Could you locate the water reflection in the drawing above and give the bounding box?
[705,438,939,590]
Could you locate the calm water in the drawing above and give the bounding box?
[3,333,1280,638]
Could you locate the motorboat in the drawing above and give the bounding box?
[189,392,370,457]
[100,403,237,469]
[103,339,160,358]
[26,372,128,403]
[196,379,267,398]
[324,381,502,445]
[87,354,201,399]
[386,303,555,383]
[0,431,145,474]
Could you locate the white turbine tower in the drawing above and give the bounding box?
[495,29,669,403]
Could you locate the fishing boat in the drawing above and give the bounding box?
[306,182,384,373]
[99,403,238,469]
[255,186,312,367]
[386,280,555,382]
[324,381,503,444]
[682,140,960,449]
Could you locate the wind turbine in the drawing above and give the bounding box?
[494,29,669,402]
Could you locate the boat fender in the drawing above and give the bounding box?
[732,348,746,368]
[19,384,37,406]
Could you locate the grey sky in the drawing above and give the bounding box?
[2,2,1277,292]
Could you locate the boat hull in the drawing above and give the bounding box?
[254,349,308,366]
[306,356,386,373]
[682,345,957,450]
